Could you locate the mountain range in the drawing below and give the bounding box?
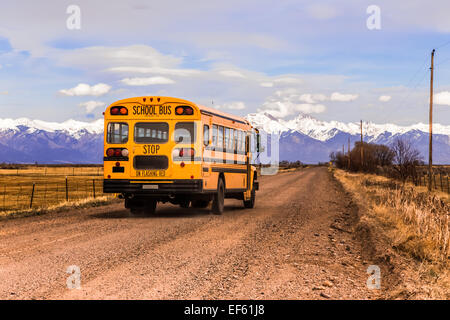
[0,114,448,164]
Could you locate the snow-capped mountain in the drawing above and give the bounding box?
[0,118,104,164]
[246,112,450,141]
[246,112,450,164]
[0,114,448,164]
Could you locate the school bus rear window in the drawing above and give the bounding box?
[134,122,168,143]
[174,122,196,144]
[107,122,128,144]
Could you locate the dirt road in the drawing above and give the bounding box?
[0,167,385,299]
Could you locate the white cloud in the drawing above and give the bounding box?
[330,92,358,102]
[259,89,326,118]
[259,101,326,118]
[120,77,175,86]
[299,93,327,104]
[273,77,303,85]
[379,95,392,102]
[218,70,246,78]
[435,91,450,106]
[79,101,106,113]
[260,82,274,87]
[306,4,339,20]
[54,45,181,71]
[107,66,200,76]
[59,83,111,97]
[219,101,246,110]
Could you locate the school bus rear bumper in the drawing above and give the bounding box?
[103,179,204,194]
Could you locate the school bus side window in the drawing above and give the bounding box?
[217,126,224,149]
[203,125,210,146]
[212,125,218,147]
[224,127,230,151]
[229,128,235,151]
[107,122,128,144]
[236,130,241,152]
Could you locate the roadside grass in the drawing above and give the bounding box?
[334,169,449,299]
[0,196,119,220]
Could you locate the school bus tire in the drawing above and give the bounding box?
[211,178,225,215]
[129,200,157,216]
[179,200,190,208]
[192,200,210,208]
[243,187,256,209]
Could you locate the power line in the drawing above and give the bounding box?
[435,39,450,50]
[395,65,430,112]
[434,56,450,67]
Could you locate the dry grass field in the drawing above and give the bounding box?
[334,169,449,298]
[0,166,112,215]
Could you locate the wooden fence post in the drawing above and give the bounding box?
[92,179,96,199]
[439,173,443,192]
[65,177,69,201]
[447,176,449,194]
[16,186,21,208]
[30,183,35,209]
[3,185,6,210]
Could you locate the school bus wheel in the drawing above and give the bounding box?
[128,198,157,216]
[179,200,190,208]
[212,178,225,215]
[192,200,210,208]
[243,186,256,209]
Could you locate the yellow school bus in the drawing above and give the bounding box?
[103,96,259,215]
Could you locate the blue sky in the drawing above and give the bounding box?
[1,0,450,125]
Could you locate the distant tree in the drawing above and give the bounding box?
[373,144,395,167]
[391,138,423,183]
[332,142,395,173]
[329,151,347,169]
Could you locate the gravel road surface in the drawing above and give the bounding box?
[0,167,383,299]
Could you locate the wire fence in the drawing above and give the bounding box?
[0,166,103,177]
[407,172,450,194]
[0,177,110,213]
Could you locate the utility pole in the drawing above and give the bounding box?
[428,49,435,192]
[347,137,351,169]
[360,120,364,168]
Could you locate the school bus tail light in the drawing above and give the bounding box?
[110,106,128,115]
[175,106,194,115]
[106,148,115,157]
[106,148,129,158]
[176,148,195,158]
